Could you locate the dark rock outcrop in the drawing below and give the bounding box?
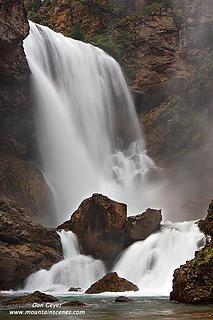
[62,301,86,307]
[85,272,139,294]
[0,0,34,159]
[68,287,81,292]
[0,157,53,222]
[114,296,133,303]
[58,193,162,266]
[1,291,58,305]
[170,201,213,304]
[126,208,162,244]
[59,193,127,266]
[198,200,213,237]
[0,196,63,290]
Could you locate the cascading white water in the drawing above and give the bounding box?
[23,21,155,225]
[22,22,205,297]
[58,230,80,259]
[24,223,204,295]
[24,231,106,292]
[113,221,205,296]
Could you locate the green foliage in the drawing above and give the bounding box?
[67,22,85,41]
[135,0,178,17]
[136,2,164,17]
[117,30,133,51]
[85,30,133,64]
[43,0,53,6]
[86,34,122,60]
[79,0,103,14]
[27,10,34,20]
[32,0,42,11]
[0,240,8,246]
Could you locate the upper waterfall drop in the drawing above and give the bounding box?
[24,21,155,225]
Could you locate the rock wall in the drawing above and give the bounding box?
[0,0,32,158]
[0,0,53,222]
[170,200,213,304]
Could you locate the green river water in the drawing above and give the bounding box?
[0,295,212,320]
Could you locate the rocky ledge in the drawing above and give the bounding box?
[1,291,58,306]
[170,200,213,304]
[58,193,162,267]
[85,272,139,294]
[0,196,63,290]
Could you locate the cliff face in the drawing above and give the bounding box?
[0,0,53,222]
[0,0,32,158]
[170,201,213,304]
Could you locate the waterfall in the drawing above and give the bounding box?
[24,231,106,292]
[23,21,155,225]
[113,221,205,296]
[58,230,80,259]
[23,22,204,297]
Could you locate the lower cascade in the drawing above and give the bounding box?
[24,222,204,295]
[24,231,106,292]
[113,221,204,296]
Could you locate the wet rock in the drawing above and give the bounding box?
[114,296,133,303]
[85,272,139,294]
[126,208,162,244]
[1,291,58,305]
[170,201,213,304]
[198,200,213,237]
[58,194,127,266]
[0,0,35,160]
[0,157,53,222]
[0,196,63,290]
[68,287,81,292]
[58,194,162,267]
[62,301,86,307]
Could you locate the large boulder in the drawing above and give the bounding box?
[62,301,86,307]
[58,194,162,267]
[126,208,162,244]
[0,196,63,290]
[59,194,127,266]
[85,272,139,294]
[170,201,213,304]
